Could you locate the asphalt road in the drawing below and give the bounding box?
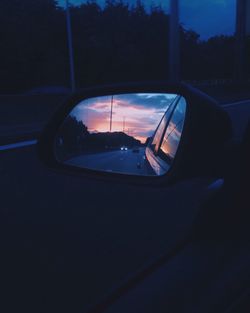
[0,99,249,313]
[67,147,155,176]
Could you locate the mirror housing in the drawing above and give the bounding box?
[38,82,232,185]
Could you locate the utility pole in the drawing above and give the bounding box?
[66,0,76,93]
[123,117,125,133]
[109,95,114,132]
[246,0,250,34]
[235,0,247,83]
[168,0,180,82]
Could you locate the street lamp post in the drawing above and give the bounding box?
[66,0,76,93]
[168,0,180,83]
[235,0,248,83]
[110,95,114,132]
[123,117,126,133]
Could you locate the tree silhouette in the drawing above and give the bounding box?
[0,0,246,94]
[56,115,89,160]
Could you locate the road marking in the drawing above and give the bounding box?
[0,139,37,151]
[222,99,250,108]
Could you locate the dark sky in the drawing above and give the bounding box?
[58,0,236,39]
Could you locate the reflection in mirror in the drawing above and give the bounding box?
[55,93,187,176]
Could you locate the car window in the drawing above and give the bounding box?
[151,96,179,153]
[159,96,187,162]
[1,0,244,98]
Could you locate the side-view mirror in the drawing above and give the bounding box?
[54,93,186,177]
[38,82,232,185]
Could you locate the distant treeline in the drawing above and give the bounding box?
[56,114,141,160]
[0,0,249,94]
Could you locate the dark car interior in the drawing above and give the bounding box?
[1,0,250,312]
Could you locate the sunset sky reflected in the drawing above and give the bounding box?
[70,93,177,143]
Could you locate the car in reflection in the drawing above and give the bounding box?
[120,146,128,151]
[146,95,186,176]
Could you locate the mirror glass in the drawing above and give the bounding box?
[55,93,187,176]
